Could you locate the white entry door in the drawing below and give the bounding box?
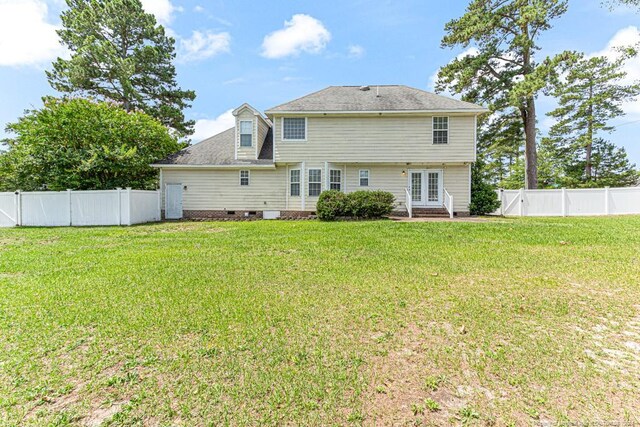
[165,184,183,219]
[409,170,442,207]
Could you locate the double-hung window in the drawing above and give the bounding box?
[239,170,250,186]
[290,169,301,197]
[308,169,322,197]
[359,170,369,187]
[282,118,306,141]
[433,117,449,144]
[240,120,253,147]
[330,170,341,191]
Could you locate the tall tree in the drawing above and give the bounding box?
[0,98,184,191]
[546,51,640,182]
[437,0,572,189]
[47,0,196,137]
[604,0,640,10]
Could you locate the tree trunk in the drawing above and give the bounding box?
[520,99,538,189]
[585,81,594,180]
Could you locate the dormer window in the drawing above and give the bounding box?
[282,117,306,141]
[240,120,253,147]
[433,117,449,144]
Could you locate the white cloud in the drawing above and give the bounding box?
[192,109,235,142]
[348,44,365,59]
[179,31,230,63]
[428,47,479,91]
[193,5,205,13]
[140,0,178,25]
[0,0,65,67]
[589,26,640,118]
[261,14,331,59]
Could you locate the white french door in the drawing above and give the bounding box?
[408,169,442,207]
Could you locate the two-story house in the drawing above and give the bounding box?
[152,85,487,219]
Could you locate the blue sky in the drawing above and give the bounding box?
[1,0,639,164]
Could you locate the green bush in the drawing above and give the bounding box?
[469,160,501,215]
[316,190,349,220]
[317,190,395,221]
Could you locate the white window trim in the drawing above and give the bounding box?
[329,169,342,191]
[290,169,301,197]
[432,116,449,145]
[308,168,322,197]
[239,170,250,186]
[239,120,253,147]
[359,169,370,187]
[281,117,307,142]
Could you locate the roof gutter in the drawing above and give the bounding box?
[265,108,489,115]
[150,164,277,170]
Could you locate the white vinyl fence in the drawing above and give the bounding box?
[495,187,640,217]
[0,188,161,227]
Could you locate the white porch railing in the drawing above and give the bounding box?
[444,188,454,219]
[405,187,412,219]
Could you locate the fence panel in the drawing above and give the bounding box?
[610,187,640,215]
[566,189,606,216]
[524,190,563,217]
[129,190,161,224]
[21,192,70,226]
[0,193,16,227]
[496,186,640,217]
[0,189,160,227]
[71,191,120,226]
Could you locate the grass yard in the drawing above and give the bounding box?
[1,217,640,426]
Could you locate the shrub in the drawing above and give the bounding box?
[347,190,395,219]
[469,160,500,215]
[317,190,395,221]
[316,190,349,220]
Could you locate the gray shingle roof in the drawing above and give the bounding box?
[153,127,274,166]
[265,85,486,113]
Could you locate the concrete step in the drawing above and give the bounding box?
[411,207,450,218]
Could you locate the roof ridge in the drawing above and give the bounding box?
[265,86,334,112]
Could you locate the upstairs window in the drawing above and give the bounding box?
[239,170,250,186]
[330,169,341,191]
[290,169,301,197]
[308,169,322,197]
[240,120,253,147]
[359,170,369,187]
[433,117,449,144]
[283,117,306,141]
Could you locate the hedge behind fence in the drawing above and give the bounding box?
[317,190,395,221]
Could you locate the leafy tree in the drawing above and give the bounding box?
[477,110,523,184]
[604,0,639,10]
[546,52,640,183]
[0,98,183,191]
[469,159,500,215]
[437,0,572,189]
[47,0,196,137]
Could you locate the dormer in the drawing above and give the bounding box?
[232,103,272,161]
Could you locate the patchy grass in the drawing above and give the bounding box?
[1,217,640,426]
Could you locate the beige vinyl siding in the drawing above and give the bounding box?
[236,110,255,160]
[162,168,286,211]
[443,164,471,212]
[273,114,476,163]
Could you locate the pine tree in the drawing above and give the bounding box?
[47,0,196,137]
[546,51,640,185]
[436,0,573,189]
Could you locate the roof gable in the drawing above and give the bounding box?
[265,85,487,114]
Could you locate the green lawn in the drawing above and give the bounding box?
[1,217,640,426]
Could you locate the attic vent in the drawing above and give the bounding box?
[359,85,370,91]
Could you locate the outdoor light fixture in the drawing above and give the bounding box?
[402,170,406,177]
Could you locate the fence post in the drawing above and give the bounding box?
[116,188,122,226]
[126,187,132,226]
[67,189,72,225]
[519,188,524,217]
[604,187,610,215]
[499,189,504,216]
[14,190,21,226]
[561,188,567,217]
[156,189,161,221]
